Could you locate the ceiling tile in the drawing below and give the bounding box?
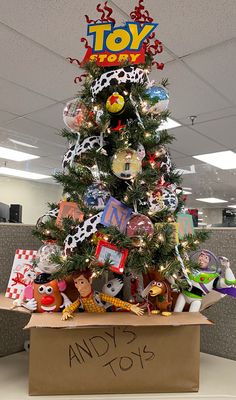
[0,78,55,115]
[173,156,204,169]
[0,109,18,124]
[151,60,230,119]
[194,115,236,150]
[0,0,174,64]
[184,40,236,104]
[170,126,225,155]
[26,103,65,129]
[0,117,65,151]
[0,23,80,101]
[179,107,236,126]
[112,0,236,57]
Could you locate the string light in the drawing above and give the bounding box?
[158,234,165,242]
[107,128,111,134]
[144,132,151,137]
[123,90,128,95]
[124,195,128,201]
[194,240,200,245]
[85,258,89,263]
[87,122,93,127]
[160,265,165,271]
[94,106,98,112]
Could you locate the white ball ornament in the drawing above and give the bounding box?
[145,86,169,115]
[148,187,178,214]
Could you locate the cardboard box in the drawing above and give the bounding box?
[0,296,211,396]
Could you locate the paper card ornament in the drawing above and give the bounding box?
[95,240,128,274]
[101,197,132,233]
[64,211,103,253]
[5,249,37,299]
[56,201,83,226]
[177,213,194,239]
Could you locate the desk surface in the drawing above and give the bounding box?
[0,351,235,399]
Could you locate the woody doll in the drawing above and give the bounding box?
[62,269,144,320]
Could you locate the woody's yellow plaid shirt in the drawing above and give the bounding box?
[63,292,132,315]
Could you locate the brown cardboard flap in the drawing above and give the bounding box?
[0,293,30,314]
[200,290,224,311]
[25,311,211,329]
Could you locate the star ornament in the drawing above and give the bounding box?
[110,94,120,105]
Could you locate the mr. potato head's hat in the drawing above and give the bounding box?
[34,273,52,284]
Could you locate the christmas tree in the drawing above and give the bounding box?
[33,0,209,298]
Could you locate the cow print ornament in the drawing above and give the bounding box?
[91,66,146,97]
[62,136,101,170]
[148,187,178,214]
[64,211,103,253]
[156,146,172,174]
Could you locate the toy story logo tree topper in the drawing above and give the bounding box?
[67,0,165,75]
[83,22,158,66]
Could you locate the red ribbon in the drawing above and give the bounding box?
[74,74,88,84]
[66,57,81,67]
[85,1,115,25]
[152,61,165,70]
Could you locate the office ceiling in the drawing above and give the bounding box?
[0,0,236,208]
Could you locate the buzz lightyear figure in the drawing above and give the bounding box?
[174,250,236,312]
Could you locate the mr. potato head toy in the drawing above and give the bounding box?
[22,273,71,313]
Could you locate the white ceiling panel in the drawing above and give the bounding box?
[0,23,80,101]
[179,106,236,126]
[167,148,187,159]
[152,60,230,119]
[0,110,18,124]
[194,116,236,150]
[0,78,55,115]
[170,126,225,155]
[111,0,236,57]
[173,156,203,169]
[184,40,236,104]
[26,103,66,130]
[0,0,160,60]
[0,117,65,150]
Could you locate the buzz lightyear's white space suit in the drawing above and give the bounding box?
[174,256,236,312]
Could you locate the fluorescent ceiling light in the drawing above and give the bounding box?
[176,188,192,195]
[193,150,236,170]
[198,211,203,215]
[0,146,39,161]
[0,167,50,180]
[175,165,196,175]
[196,197,228,204]
[227,205,236,209]
[156,118,181,131]
[9,138,38,149]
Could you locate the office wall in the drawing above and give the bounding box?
[0,176,62,224]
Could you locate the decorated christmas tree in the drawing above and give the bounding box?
[33,1,211,312]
